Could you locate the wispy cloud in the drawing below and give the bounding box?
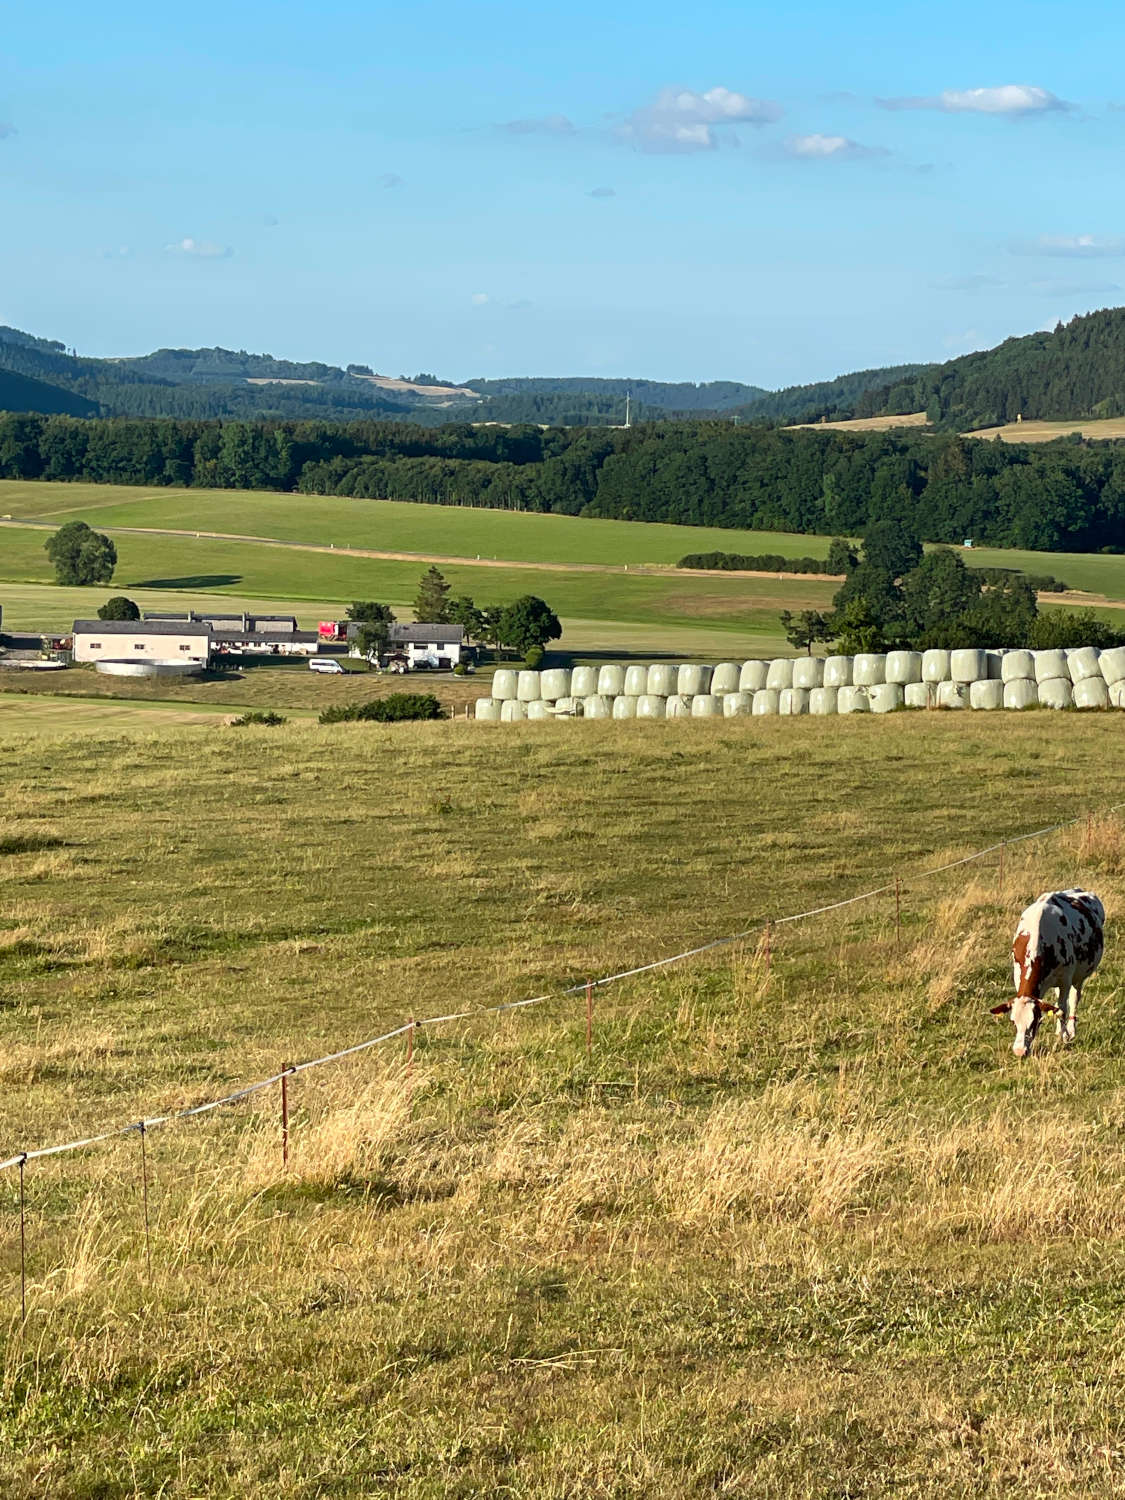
[375,172,404,189]
[588,185,616,198]
[879,84,1070,116]
[1010,234,1125,258]
[621,85,781,153]
[164,237,233,259]
[470,292,490,306]
[500,113,575,136]
[782,133,888,161]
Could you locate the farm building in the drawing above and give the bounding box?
[352,623,466,668]
[143,611,321,656]
[71,618,212,665]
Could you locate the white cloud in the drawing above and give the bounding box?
[501,113,575,136]
[879,84,1069,116]
[165,237,233,259]
[783,133,887,160]
[471,292,490,306]
[621,85,781,153]
[1010,234,1125,258]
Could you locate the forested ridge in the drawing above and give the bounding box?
[4,411,1125,554]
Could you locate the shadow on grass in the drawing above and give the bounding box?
[130,574,242,589]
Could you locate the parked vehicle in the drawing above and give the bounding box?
[309,658,345,674]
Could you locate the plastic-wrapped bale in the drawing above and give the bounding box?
[869,682,904,714]
[1002,650,1035,682]
[969,680,1004,710]
[985,650,1006,680]
[937,681,969,710]
[1033,649,1068,684]
[886,650,922,685]
[1100,646,1125,686]
[582,693,612,719]
[501,699,527,722]
[739,660,769,693]
[1038,677,1073,710]
[540,667,571,701]
[474,698,501,721]
[711,662,740,695]
[597,664,626,697]
[1074,677,1109,710]
[853,653,886,686]
[647,663,678,696]
[792,656,824,690]
[571,665,599,697]
[766,658,794,691]
[623,664,649,697]
[838,686,870,714]
[665,694,692,718]
[1110,680,1125,709]
[809,686,838,715]
[492,668,519,701]
[1003,680,1038,710]
[951,649,987,683]
[752,689,780,716]
[823,655,853,688]
[1068,646,1102,683]
[904,682,933,710]
[517,669,540,702]
[779,687,810,716]
[636,695,667,719]
[612,695,639,719]
[921,649,951,684]
[526,700,553,720]
[691,694,722,717]
[677,663,712,696]
[552,697,582,717]
[723,691,752,717]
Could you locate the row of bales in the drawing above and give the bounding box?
[475,647,1125,720]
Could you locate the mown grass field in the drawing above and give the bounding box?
[2,713,1125,1496]
[970,417,1125,444]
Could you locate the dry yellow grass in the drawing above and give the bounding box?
[969,416,1125,443]
[785,411,930,432]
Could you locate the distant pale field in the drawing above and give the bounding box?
[785,411,930,433]
[970,417,1125,443]
[0,694,242,730]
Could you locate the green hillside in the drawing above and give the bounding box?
[0,366,98,417]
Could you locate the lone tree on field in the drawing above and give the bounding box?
[413,566,451,623]
[45,521,117,586]
[346,601,396,626]
[779,609,832,655]
[496,595,561,658]
[96,596,140,621]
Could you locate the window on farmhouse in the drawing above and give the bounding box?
[90,642,101,649]
[179,645,190,652]
[134,644,145,651]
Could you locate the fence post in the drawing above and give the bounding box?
[281,1068,290,1169]
[764,920,772,976]
[18,1154,26,1324]
[138,1123,152,1285]
[586,980,593,1059]
[406,1018,415,1105]
[998,841,1005,897]
[895,877,902,950]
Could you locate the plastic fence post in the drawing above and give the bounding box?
[586,980,593,1059]
[18,1154,26,1324]
[138,1124,152,1285]
[281,1068,290,1169]
[406,1019,415,1105]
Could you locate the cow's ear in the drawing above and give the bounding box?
[990,1002,1011,1016]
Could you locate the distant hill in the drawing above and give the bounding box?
[0,366,98,418]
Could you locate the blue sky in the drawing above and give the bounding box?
[3,0,1125,386]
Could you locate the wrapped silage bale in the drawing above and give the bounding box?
[969,680,1004,710]
[474,698,501,721]
[647,663,678,696]
[526,700,552,720]
[501,699,527,722]
[597,664,626,697]
[886,650,922,685]
[809,686,838,715]
[623,664,649,697]
[752,689,780,716]
[677,663,712,696]
[766,658,794,691]
[1004,680,1038,710]
[722,691,752,716]
[951,649,987,683]
[792,656,824,690]
[1110,680,1125,709]
[665,694,692,718]
[739,660,770,693]
[937,681,969,710]
[540,667,571,701]
[904,682,933,709]
[691,694,722,717]
[582,693,612,719]
[517,670,540,702]
[711,662,740,695]
[1068,646,1102,683]
[612,695,638,719]
[853,653,886,687]
[1100,646,1125,686]
[552,696,581,716]
[922,649,951,684]
[492,669,519,701]
[1002,650,1035,682]
[636,695,667,719]
[779,687,810,716]
[1038,678,1073,710]
[986,650,1006,680]
[838,686,870,714]
[869,682,904,714]
[1033,649,1068,684]
[571,665,598,697]
[1074,677,1109,710]
[823,656,853,688]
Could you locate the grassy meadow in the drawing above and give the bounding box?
[2,713,1125,1495]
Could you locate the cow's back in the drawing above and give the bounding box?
[1013,889,1104,998]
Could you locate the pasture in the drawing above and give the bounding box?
[2,713,1125,1496]
[970,417,1125,444]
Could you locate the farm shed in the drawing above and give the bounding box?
[71,619,212,664]
[382,624,466,668]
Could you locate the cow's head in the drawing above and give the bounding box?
[990,996,1057,1058]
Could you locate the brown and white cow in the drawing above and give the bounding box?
[991,888,1105,1058]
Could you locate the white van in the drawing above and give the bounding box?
[309,658,345,674]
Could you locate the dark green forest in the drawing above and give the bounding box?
[4,411,1125,554]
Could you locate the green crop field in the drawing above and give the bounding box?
[2,713,1125,1497]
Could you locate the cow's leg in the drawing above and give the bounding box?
[1062,978,1082,1044]
[1055,969,1076,1042]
